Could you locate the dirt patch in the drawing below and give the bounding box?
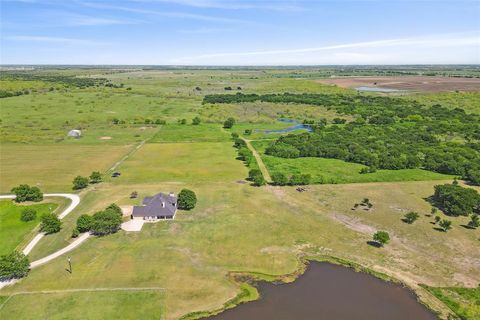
[99,136,112,140]
[330,212,376,235]
[317,76,480,92]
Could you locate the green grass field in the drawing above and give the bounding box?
[424,286,480,320]
[0,200,58,255]
[0,289,166,320]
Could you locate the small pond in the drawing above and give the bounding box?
[256,119,313,134]
[208,262,437,320]
[355,86,402,93]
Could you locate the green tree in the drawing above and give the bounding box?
[11,184,43,202]
[467,214,479,229]
[90,209,122,236]
[76,214,93,233]
[178,118,187,125]
[223,117,235,129]
[431,207,437,216]
[434,216,441,224]
[373,231,390,246]
[439,219,452,232]
[40,212,61,234]
[271,172,288,186]
[72,176,89,190]
[177,189,197,210]
[192,116,201,125]
[20,208,37,222]
[403,211,419,224]
[71,228,80,238]
[89,171,102,184]
[432,184,480,216]
[106,203,122,216]
[0,251,30,280]
[252,174,266,187]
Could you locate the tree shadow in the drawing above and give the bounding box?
[433,227,446,232]
[460,224,475,230]
[366,241,382,248]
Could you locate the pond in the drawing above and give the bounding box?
[256,119,313,134]
[208,262,437,320]
[355,86,402,93]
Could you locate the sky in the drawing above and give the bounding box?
[1,0,479,65]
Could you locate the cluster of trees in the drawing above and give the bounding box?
[11,184,43,202]
[1,71,109,89]
[177,189,197,210]
[432,183,480,216]
[271,172,311,186]
[204,93,480,185]
[112,118,166,125]
[0,89,30,99]
[0,251,30,281]
[72,171,103,190]
[74,203,122,237]
[232,134,257,169]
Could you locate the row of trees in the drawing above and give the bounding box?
[72,171,103,190]
[271,172,311,186]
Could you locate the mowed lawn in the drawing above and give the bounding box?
[251,141,454,184]
[0,290,166,320]
[0,144,132,192]
[0,200,58,255]
[1,181,478,319]
[111,142,247,184]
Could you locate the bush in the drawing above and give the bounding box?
[271,172,288,186]
[105,203,122,216]
[40,212,61,234]
[439,219,452,232]
[252,174,266,186]
[468,214,479,229]
[223,117,235,129]
[11,184,43,202]
[0,251,30,280]
[403,211,419,224]
[76,214,93,233]
[192,116,201,125]
[289,174,311,186]
[72,176,89,190]
[432,184,480,216]
[89,171,102,184]
[20,208,37,222]
[265,142,300,158]
[71,228,80,238]
[90,209,122,236]
[178,189,197,210]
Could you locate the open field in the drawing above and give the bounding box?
[318,76,480,92]
[0,144,133,193]
[0,288,166,319]
[0,200,58,255]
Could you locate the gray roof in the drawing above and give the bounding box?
[132,193,177,217]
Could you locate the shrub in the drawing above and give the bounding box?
[89,171,102,184]
[20,208,37,222]
[468,214,479,229]
[76,214,93,233]
[0,251,30,280]
[271,172,288,186]
[403,211,419,224]
[72,176,89,190]
[105,203,122,216]
[192,116,201,125]
[71,228,80,238]
[289,174,311,185]
[40,212,61,234]
[223,117,235,129]
[11,184,43,202]
[265,142,300,158]
[439,219,452,232]
[178,189,197,210]
[252,174,266,186]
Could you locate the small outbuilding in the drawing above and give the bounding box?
[68,129,82,137]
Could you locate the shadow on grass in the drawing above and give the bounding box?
[366,241,382,248]
[433,227,446,232]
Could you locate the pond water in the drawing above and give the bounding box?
[355,86,401,93]
[208,262,437,320]
[256,119,313,134]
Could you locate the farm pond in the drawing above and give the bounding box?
[208,262,437,320]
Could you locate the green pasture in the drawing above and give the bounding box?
[0,200,58,255]
[0,289,166,320]
[150,123,230,143]
[424,286,480,320]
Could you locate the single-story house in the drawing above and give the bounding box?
[132,192,177,221]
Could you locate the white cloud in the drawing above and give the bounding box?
[128,0,304,11]
[5,35,107,45]
[170,31,480,64]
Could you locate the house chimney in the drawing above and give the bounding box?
[162,201,165,208]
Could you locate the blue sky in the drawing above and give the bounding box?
[1,0,479,65]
